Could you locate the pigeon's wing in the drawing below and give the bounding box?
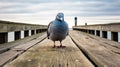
[67,28,69,36]
[65,21,69,36]
[47,21,53,39]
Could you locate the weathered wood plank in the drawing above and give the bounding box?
[0,33,46,67]
[70,30,120,67]
[0,50,21,67]
[4,36,94,67]
[0,20,47,32]
[73,23,120,32]
[0,32,46,54]
[85,31,120,54]
[11,34,46,51]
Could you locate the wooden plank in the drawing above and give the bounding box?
[4,36,94,67]
[0,33,46,67]
[0,20,47,32]
[0,50,22,67]
[85,31,120,54]
[0,32,46,54]
[73,23,120,32]
[11,34,46,51]
[70,30,120,67]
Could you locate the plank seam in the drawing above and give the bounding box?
[69,35,97,67]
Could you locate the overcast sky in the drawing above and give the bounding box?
[0,0,120,28]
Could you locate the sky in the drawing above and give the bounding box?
[0,0,120,28]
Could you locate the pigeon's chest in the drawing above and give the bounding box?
[55,24,64,29]
[52,23,67,32]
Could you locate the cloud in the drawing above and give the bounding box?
[0,0,120,28]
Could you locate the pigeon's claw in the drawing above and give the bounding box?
[52,45,56,48]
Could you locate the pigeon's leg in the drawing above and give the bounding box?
[60,41,63,47]
[53,41,56,48]
[59,41,66,48]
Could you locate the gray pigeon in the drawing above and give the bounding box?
[47,12,69,48]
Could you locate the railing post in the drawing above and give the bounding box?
[118,32,120,42]
[75,17,77,26]
[95,30,96,36]
[21,30,24,39]
[100,30,102,37]
[8,31,14,42]
[29,30,31,36]
[107,31,111,40]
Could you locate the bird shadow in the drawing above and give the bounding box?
[26,45,78,53]
[53,45,66,48]
[49,46,78,52]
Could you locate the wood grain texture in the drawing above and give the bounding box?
[70,30,120,67]
[73,23,120,32]
[0,33,46,67]
[4,36,94,67]
[0,20,47,32]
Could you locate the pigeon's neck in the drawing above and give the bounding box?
[55,19,64,22]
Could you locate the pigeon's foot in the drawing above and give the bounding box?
[57,45,66,48]
[52,45,56,48]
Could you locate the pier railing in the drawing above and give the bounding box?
[73,23,120,42]
[0,20,47,44]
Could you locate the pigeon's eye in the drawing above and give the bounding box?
[57,16,60,19]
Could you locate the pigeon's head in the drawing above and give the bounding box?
[56,12,64,21]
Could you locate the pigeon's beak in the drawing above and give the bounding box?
[59,17,63,21]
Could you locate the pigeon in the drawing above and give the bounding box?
[47,12,69,48]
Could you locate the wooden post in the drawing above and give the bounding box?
[107,31,111,40]
[29,30,31,36]
[8,32,14,42]
[75,17,77,26]
[95,30,96,36]
[100,30,102,37]
[85,23,87,26]
[118,32,120,42]
[21,30,24,39]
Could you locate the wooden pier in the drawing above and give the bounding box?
[73,23,120,42]
[0,20,47,44]
[0,20,120,67]
[0,30,119,67]
[4,34,94,67]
